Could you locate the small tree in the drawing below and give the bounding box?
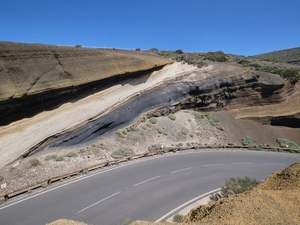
[135,48,141,51]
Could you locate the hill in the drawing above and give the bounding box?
[255,47,300,65]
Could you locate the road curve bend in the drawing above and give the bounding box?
[0,150,300,225]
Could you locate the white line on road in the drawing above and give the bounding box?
[202,163,223,167]
[155,188,221,222]
[231,162,253,165]
[171,167,193,174]
[134,175,161,187]
[77,191,121,214]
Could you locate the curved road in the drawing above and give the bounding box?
[1,150,300,225]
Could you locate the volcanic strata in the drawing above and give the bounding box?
[0,42,300,168]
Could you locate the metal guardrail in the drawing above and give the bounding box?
[0,145,299,202]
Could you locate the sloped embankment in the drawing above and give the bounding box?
[182,162,300,225]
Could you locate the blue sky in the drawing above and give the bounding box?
[1,0,299,55]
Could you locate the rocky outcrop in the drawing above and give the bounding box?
[0,41,172,123]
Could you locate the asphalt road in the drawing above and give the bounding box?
[1,150,300,225]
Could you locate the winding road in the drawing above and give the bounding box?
[1,150,300,225]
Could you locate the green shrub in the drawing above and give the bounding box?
[173,214,183,223]
[175,49,184,54]
[45,155,52,161]
[29,158,41,167]
[202,51,228,62]
[217,125,225,131]
[111,147,134,159]
[228,142,235,146]
[66,152,78,157]
[127,126,139,132]
[117,129,127,138]
[182,131,187,135]
[189,134,194,138]
[149,117,158,124]
[186,142,191,146]
[135,48,141,51]
[221,176,260,197]
[193,112,202,123]
[75,44,82,48]
[168,114,176,121]
[55,156,64,161]
[277,138,299,149]
[156,127,164,134]
[51,154,58,159]
[242,136,255,146]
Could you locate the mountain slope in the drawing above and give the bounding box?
[255,47,300,65]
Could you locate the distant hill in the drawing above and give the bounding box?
[255,47,300,65]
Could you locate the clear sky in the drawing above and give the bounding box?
[1,0,299,56]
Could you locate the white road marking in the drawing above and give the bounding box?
[231,162,253,165]
[202,163,223,167]
[134,175,161,187]
[155,188,221,222]
[77,191,121,214]
[171,167,193,174]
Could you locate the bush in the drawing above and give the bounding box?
[117,129,127,138]
[149,117,158,124]
[75,44,82,48]
[0,175,4,182]
[173,214,183,223]
[193,112,202,123]
[55,155,64,161]
[168,114,176,121]
[111,147,134,159]
[221,176,260,197]
[175,49,184,54]
[203,51,228,62]
[66,152,78,157]
[29,158,41,167]
[242,135,255,146]
[277,138,299,149]
[135,48,141,51]
[45,155,52,161]
[149,48,159,53]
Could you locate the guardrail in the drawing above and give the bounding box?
[0,145,299,202]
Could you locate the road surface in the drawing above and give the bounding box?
[0,150,299,225]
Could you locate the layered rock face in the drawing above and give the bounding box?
[0,42,299,168]
[0,41,172,122]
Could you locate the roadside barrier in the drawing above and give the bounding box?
[0,145,299,202]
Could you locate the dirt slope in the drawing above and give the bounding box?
[182,162,300,225]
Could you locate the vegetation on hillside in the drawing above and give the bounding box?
[221,176,260,197]
[156,48,300,83]
[255,47,300,65]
